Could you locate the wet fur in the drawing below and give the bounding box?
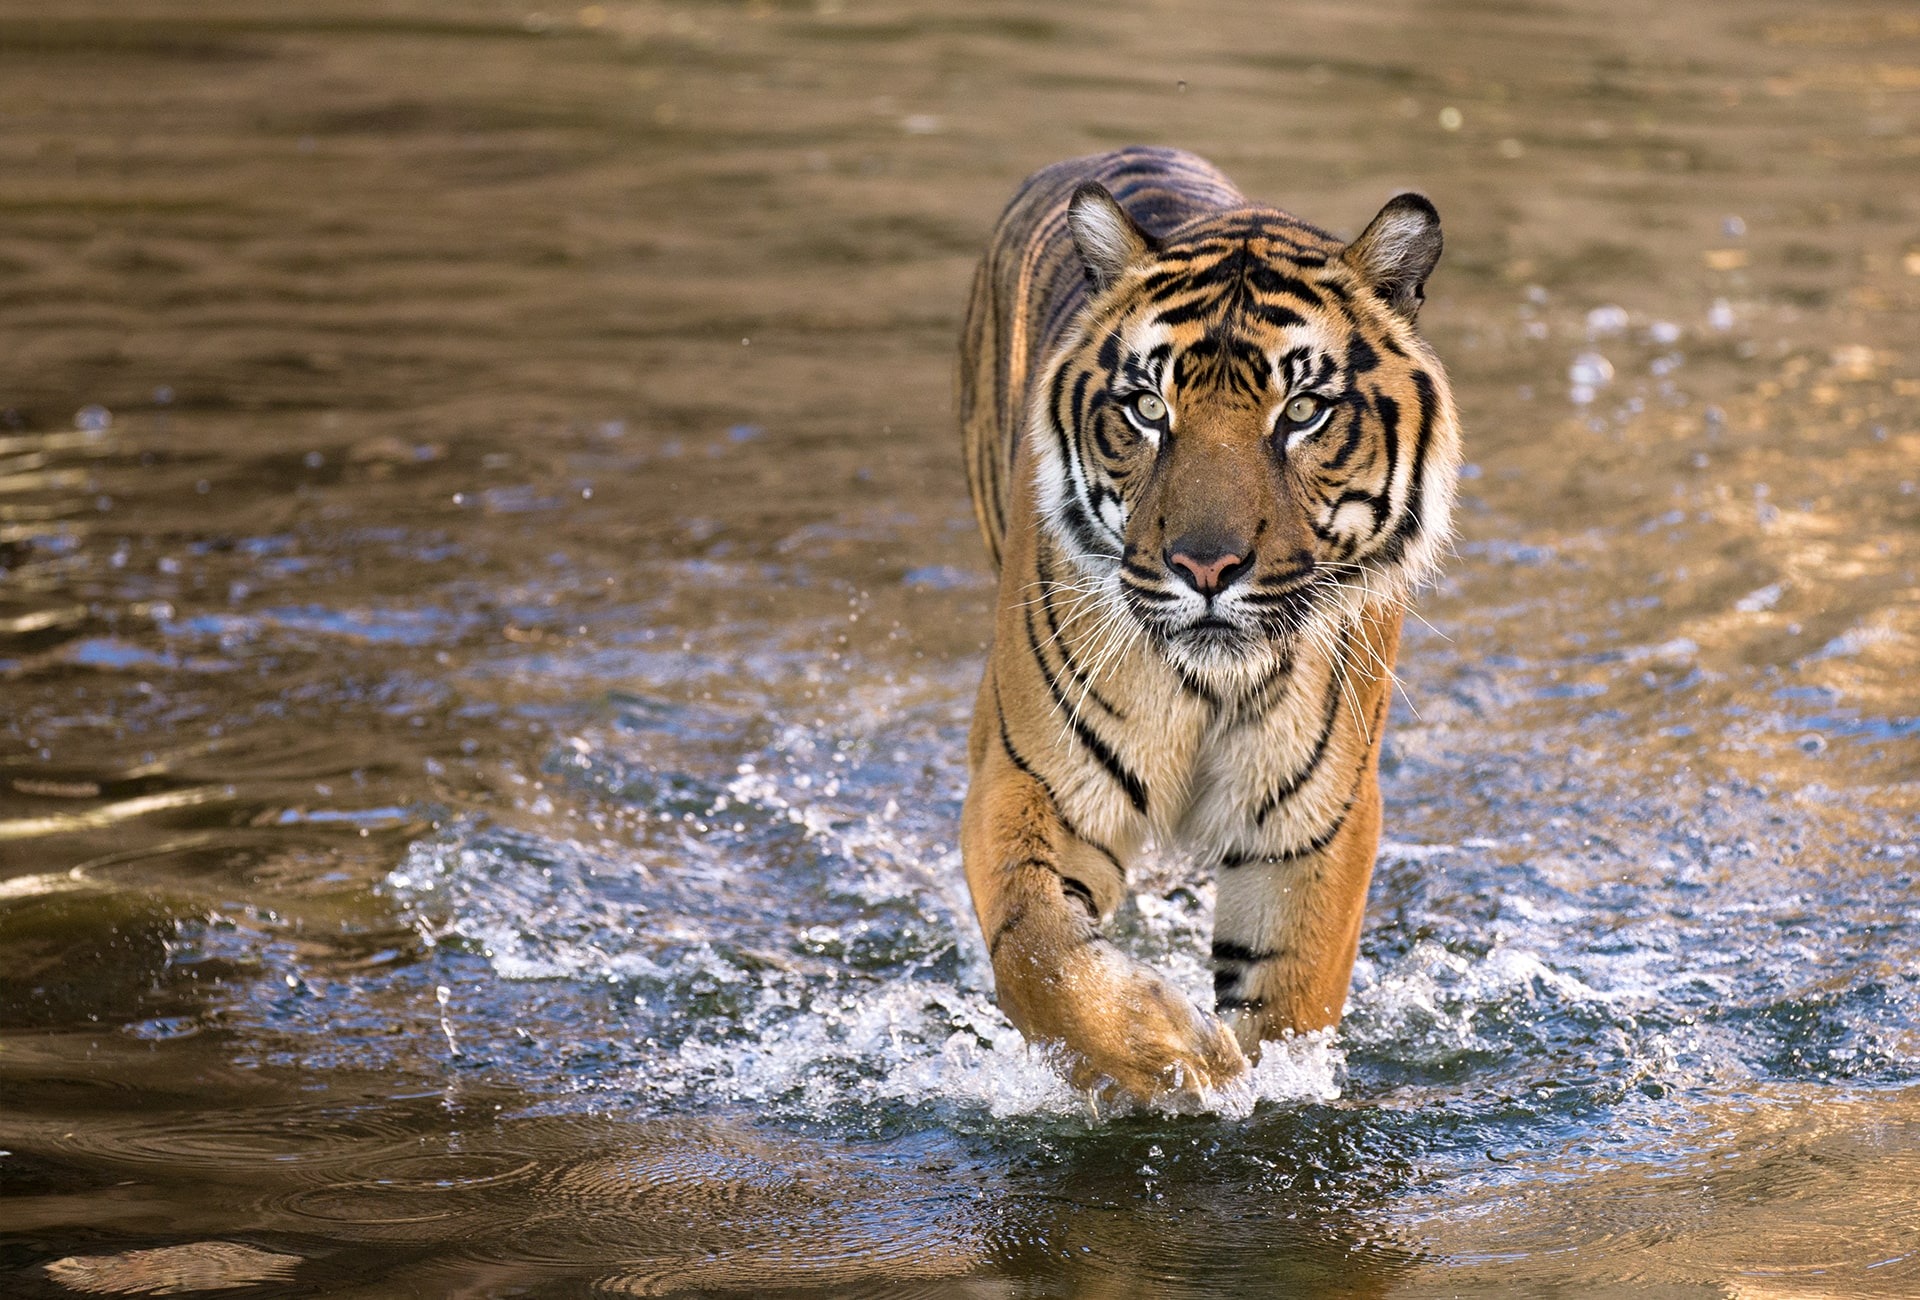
[956,147,1462,1102]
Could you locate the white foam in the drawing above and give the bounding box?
[388,811,1344,1125]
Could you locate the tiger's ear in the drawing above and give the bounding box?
[1342,192,1442,321]
[1068,183,1157,291]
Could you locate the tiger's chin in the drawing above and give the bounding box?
[1148,616,1286,689]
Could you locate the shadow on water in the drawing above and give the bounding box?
[3,0,1919,1295]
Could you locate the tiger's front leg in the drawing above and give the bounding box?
[1210,763,1386,1057]
[962,729,1247,1104]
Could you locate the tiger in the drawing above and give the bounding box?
[955,146,1461,1104]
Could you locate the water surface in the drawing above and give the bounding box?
[2,1,1918,1295]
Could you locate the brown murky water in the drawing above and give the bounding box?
[3,1,1917,1295]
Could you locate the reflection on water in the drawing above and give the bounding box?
[2,0,1917,1295]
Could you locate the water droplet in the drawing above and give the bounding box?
[1568,351,1614,389]
[74,404,111,432]
[1585,305,1629,338]
[1438,106,1464,131]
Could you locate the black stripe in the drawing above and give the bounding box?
[1252,560,1313,589]
[1247,298,1308,330]
[1228,687,1386,863]
[1376,387,1401,506]
[1211,939,1282,964]
[1061,876,1098,917]
[1058,492,1111,557]
[1239,590,1314,611]
[1275,344,1312,392]
[1037,567,1124,718]
[1247,264,1325,304]
[1069,368,1093,431]
[1325,390,1374,470]
[1226,807,1345,868]
[1121,575,1178,605]
[1371,369,1438,567]
[993,692,1126,878]
[1024,595,1122,722]
[1025,620,1150,815]
[1215,994,1266,1012]
[1252,661,1344,825]
[1045,363,1078,476]
[1152,292,1221,328]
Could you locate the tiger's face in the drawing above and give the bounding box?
[1032,186,1461,688]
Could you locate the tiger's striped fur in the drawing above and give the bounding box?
[957,147,1461,1103]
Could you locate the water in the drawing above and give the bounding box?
[2,0,1917,1294]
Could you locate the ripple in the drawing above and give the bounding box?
[276,1151,541,1235]
[487,1121,993,1291]
[43,1109,423,1173]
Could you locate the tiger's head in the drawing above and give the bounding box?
[1031,183,1462,690]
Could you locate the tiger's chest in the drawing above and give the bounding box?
[1044,650,1360,868]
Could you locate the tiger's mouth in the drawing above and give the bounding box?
[1124,569,1341,666]
[1149,607,1264,659]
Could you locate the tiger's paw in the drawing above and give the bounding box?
[1046,944,1249,1106]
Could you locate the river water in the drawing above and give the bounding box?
[2,1,1917,1295]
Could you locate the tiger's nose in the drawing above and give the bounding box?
[1166,540,1251,595]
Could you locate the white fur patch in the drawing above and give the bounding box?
[1361,209,1436,282]
[1068,190,1146,285]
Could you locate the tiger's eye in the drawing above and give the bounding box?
[1283,394,1321,424]
[1131,392,1168,424]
